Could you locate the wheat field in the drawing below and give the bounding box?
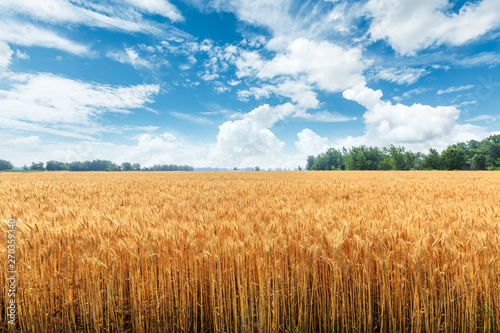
[1,171,499,332]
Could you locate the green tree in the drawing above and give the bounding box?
[378,157,393,170]
[441,148,466,170]
[385,145,407,170]
[345,147,367,170]
[481,134,500,167]
[470,154,487,170]
[30,162,45,171]
[324,148,345,170]
[306,156,315,170]
[0,159,14,170]
[46,160,69,171]
[68,161,84,171]
[121,162,133,171]
[423,148,441,170]
[413,152,425,170]
[254,166,260,171]
[403,151,416,170]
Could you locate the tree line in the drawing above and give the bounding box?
[306,134,500,171]
[0,159,194,172]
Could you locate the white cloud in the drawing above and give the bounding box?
[296,110,356,123]
[209,103,295,167]
[200,0,360,41]
[466,114,498,122]
[107,48,154,69]
[6,135,41,146]
[0,41,13,69]
[455,52,500,67]
[0,72,160,138]
[0,0,190,50]
[4,135,42,154]
[365,0,500,55]
[238,79,319,109]
[232,38,369,110]
[374,67,428,85]
[15,49,29,60]
[0,21,91,56]
[123,0,184,22]
[393,87,429,101]
[0,0,140,33]
[256,38,368,92]
[437,85,475,95]
[129,132,202,165]
[341,82,487,149]
[295,129,330,156]
[169,111,213,125]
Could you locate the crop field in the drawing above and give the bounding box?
[1,171,500,332]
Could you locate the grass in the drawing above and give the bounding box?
[1,171,499,332]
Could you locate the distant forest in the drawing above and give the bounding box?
[0,160,194,172]
[306,134,500,171]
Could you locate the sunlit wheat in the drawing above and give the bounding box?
[1,171,499,332]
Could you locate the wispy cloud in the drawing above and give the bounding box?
[0,21,91,56]
[455,52,500,68]
[373,67,428,85]
[169,111,213,125]
[0,0,183,33]
[465,114,498,122]
[437,85,474,95]
[0,72,160,138]
[107,48,155,69]
[296,110,357,122]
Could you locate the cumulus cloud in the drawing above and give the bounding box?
[295,128,330,156]
[232,38,369,113]
[365,0,500,55]
[341,83,487,149]
[0,72,160,138]
[125,132,208,166]
[209,103,295,167]
[252,38,369,92]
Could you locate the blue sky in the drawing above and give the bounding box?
[0,0,499,169]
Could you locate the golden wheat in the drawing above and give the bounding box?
[1,171,499,332]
